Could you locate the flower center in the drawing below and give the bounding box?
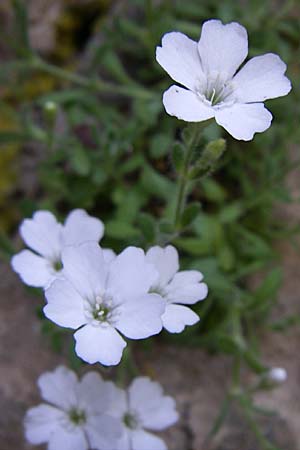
[92,301,111,322]
[84,292,119,326]
[123,411,140,429]
[195,71,235,107]
[150,285,167,297]
[52,259,63,272]
[68,408,86,426]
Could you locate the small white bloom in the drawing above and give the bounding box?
[146,245,208,333]
[109,376,179,450]
[268,367,287,383]
[11,209,105,288]
[156,19,291,141]
[44,242,166,366]
[24,366,122,450]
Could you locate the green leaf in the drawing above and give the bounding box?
[201,178,227,203]
[174,237,212,256]
[181,202,201,228]
[150,133,172,159]
[171,142,185,171]
[217,244,235,272]
[105,220,140,240]
[69,145,91,176]
[141,165,174,201]
[219,202,244,224]
[137,213,156,242]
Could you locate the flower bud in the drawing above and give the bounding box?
[268,367,287,384]
[43,101,58,128]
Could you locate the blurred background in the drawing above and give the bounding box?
[0,0,300,449]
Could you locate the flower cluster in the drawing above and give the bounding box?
[12,209,208,366]
[11,209,107,288]
[25,366,178,450]
[13,16,292,450]
[156,19,291,141]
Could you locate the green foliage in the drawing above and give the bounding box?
[2,1,300,446]
[3,0,299,355]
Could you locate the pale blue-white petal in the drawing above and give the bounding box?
[163,85,215,122]
[215,102,272,141]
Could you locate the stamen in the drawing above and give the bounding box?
[69,408,86,426]
[123,412,140,429]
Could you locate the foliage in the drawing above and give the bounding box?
[1,0,300,448]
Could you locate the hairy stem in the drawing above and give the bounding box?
[174,124,203,228]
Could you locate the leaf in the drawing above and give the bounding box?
[181,202,201,228]
[137,213,156,242]
[219,201,244,224]
[201,178,228,203]
[174,237,212,256]
[69,145,91,176]
[150,133,172,159]
[217,244,235,272]
[105,220,140,240]
[141,164,175,201]
[171,141,185,171]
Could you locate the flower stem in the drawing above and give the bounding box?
[240,398,280,450]
[28,57,155,100]
[174,124,204,229]
[202,392,231,447]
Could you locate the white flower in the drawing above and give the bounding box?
[24,366,122,450]
[268,367,287,383]
[11,209,105,288]
[44,242,166,366]
[156,19,291,141]
[146,245,208,333]
[109,376,179,450]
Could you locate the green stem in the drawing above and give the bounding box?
[232,355,241,388]
[29,57,154,100]
[174,125,203,228]
[240,399,280,450]
[116,345,139,387]
[203,392,231,446]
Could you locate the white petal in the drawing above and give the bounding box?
[166,270,208,304]
[146,245,179,288]
[215,103,272,141]
[163,85,215,122]
[11,250,53,288]
[24,404,63,444]
[86,415,123,450]
[44,279,86,329]
[198,19,248,78]
[156,31,204,90]
[113,429,131,450]
[62,209,104,246]
[107,247,158,301]
[62,242,107,300]
[74,324,127,366]
[162,304,200,333]
[233,53,291,103]
[116,294,165,339]
[48,427,87,450]
[131,429,167,450]
[129,377,178,431]
[77,372,111,414]
[20,210,62,260]
[103,248,116,264]
[107,384,127,419]
[37,366,78,409]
